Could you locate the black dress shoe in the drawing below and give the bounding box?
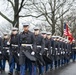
[15,71,20,75]
[8,72,13,75]
[0,69,2,74]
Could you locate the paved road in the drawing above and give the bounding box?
[1,62,76,75]
[47,62,76,75]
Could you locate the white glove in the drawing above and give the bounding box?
[7,42,10,45]
[18,53,20,56]
[7,50,9,53]
[63,51,65,54]
[39,53,42,55]
[58,53,60,55]
[0,51,1,54]
[61,52,63,54]
[31,51,35,55]
[66,52,68,54]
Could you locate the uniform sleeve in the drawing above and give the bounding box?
[19,33,22,45]
[1,38,3,51]
[40,37,45,54]
[48,40,51,56]
[57,42,59,51]
[53,41,56,55]
[52,40,55,55]
[10,35,12,47]
[18,34,21,52]
[32,33,36,52]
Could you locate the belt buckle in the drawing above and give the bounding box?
[22,44,26,47]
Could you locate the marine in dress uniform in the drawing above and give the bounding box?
[2,32,10,71]
[46,32,54,70]
[64,39,68,64]
[41,31,51,72]
[52,36,61,68]
[19,22,36,75]
[72,40,76,62]
[0,36,3,73]
[8,27,20,75]
[64,40,71,64]
[33,27,45,75]
[59,37,64,66]
[67,41,72,64]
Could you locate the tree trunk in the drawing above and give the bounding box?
[13,0,19,28]
[51,11,56,35]
[61,19,63,36]
[52,24,55,35]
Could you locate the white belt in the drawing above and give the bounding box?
[72,47,76,49]
[44,48,48,50]
[72,47,75,49]
[3,47,9,49]
[63,51,65,54]
[55,48,57,50]
[51,47,52,49]
[21,44,32,48]
[75,47,76,49]
[12,44,18,47]
[58,53,60,55]
[37,46,41,48]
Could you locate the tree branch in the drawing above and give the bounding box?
[7,0,14,10]
[0,12,13,24]
[16,0,25,16]
[44,15,52,26]
[56,8,70,20]
[19,14,44,18]
[48,0,53,12]
[32,2,44,14]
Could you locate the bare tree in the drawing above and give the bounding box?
[0,0,75,33]
[0,0,26,28]
[19,0,75,34]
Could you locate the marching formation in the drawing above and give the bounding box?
[0,22,76,75]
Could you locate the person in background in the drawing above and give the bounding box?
[2,32,10,72]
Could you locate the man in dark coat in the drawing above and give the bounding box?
[71,40,76,62]
[2,32,10,71]
[19,22,36,75]
[0,36,3,73]
[8,28,20,75]
[41,31,52,72]
[33,27,45,75]
[46,32,55,70]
